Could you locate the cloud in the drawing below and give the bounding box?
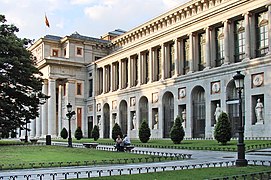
[70,0,95,5]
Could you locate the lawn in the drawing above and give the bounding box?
[0,145,160,170]
[86,166,271,180]
[54,138,271,151]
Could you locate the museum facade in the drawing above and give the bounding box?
[28,0,271,139]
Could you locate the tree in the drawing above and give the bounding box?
[91,125,99,141]
[60,127,68,139]
[0,15,49,135]
[170,116,185,144]
[112,123,123,141]
[139,120,151,143]
[75,127,83,140]
[214,112,232,145]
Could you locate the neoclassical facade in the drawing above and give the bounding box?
[29,0,271,139]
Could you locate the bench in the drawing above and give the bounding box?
[83,143,99,148]
[30,139,38,144]
[114,145,135,152]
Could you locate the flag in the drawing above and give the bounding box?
[45,15,50,28]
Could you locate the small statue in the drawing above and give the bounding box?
[255,98,264,122]
[132,113,136,130]
[214,104,222,122]
[153,113,158,129]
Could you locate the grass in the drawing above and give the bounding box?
[85,166,271,180]
[53,138,271,151]
[0,145,160,170]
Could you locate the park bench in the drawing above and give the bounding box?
[114,144,135,152]
[29,138,38,144]
[83,143,99,148]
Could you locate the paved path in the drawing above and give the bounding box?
[0,143,271,179]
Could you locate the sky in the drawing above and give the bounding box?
[0,0,189,41]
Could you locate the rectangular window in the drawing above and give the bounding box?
[77,83,82,95]
[52,49,59,57]
[234,19,245,62]
[76,47,83,56]
[63,48,66,57]
[199,33,206,71]
[215,26,224,67]
[256,11,268,57]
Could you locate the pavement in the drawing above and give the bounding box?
[0,142,271,179]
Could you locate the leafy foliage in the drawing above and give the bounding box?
[0,15,49,135]
[112,123,123,141]
[139,120,151,143]
[60,127,68,139]
[91,125,99,141]
[170,116,185,144]
[75,127,83,140]
[214,112,232,145]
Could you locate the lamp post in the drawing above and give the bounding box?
[66,103,75,147]
[233,71,248,167]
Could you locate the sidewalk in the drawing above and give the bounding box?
[0,143,271,179]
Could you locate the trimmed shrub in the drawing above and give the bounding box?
[75,127,83,140]
[170,116,185,144]
[91,125,99,141]
[139,120,151,143]
[60,127,68,139]
[214,112,232,145]
[112,123,123,141]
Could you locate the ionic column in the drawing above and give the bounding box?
[103,66,106,92]
[118,60,122,88]
[268,4,271,55]
[244,12,251,60]
[149,48,153,82]
[41,80,48,137]
[30,120,36,138]
[223,20,230,64]
[138,53,142,85]
[173,39,179,76]
[161,44,165,80]
[58,84,63,137]
[205,27,211,69]
[48,78,57,137]
[127,57,131,87]
[35,107,41,138]
[188,33,194,73]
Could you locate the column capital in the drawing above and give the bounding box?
[222,19,231,25]
[242,12,252,17]
[204,26,213,31]
[67,79,76,84]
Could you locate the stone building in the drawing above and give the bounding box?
[29,0,271,139]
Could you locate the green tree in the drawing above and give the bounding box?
[75,127,83,140]
[170,116,185,144]
[91,125,99,141]
[60,127,68,139]
[112,123,123,141]
[0,15,49,134]
[139,120,151,143]
[214,112,232,145]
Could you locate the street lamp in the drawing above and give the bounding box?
[66,103,75,147]
[233,71,248,167]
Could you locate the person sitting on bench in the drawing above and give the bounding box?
[123,134,131,147]
[115,135,124,152]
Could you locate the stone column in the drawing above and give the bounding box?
[149,48,153,82]
[244,12,251,60]
[205,27,211,69]
[188,33,194,73]
[30,120,36,138]
[66,80,76,135]
[127,57,131,87]
[35,107,41,138]
[102,66,106,92]
[223,20,230,64]
[47,78,57,137]
[173,39,179,77]
[119,60,122,88]
[58,84,63,137]
[268,4,271,55]
[161,44,165,80]
[138,53,142,85]
[41,80,48,137]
